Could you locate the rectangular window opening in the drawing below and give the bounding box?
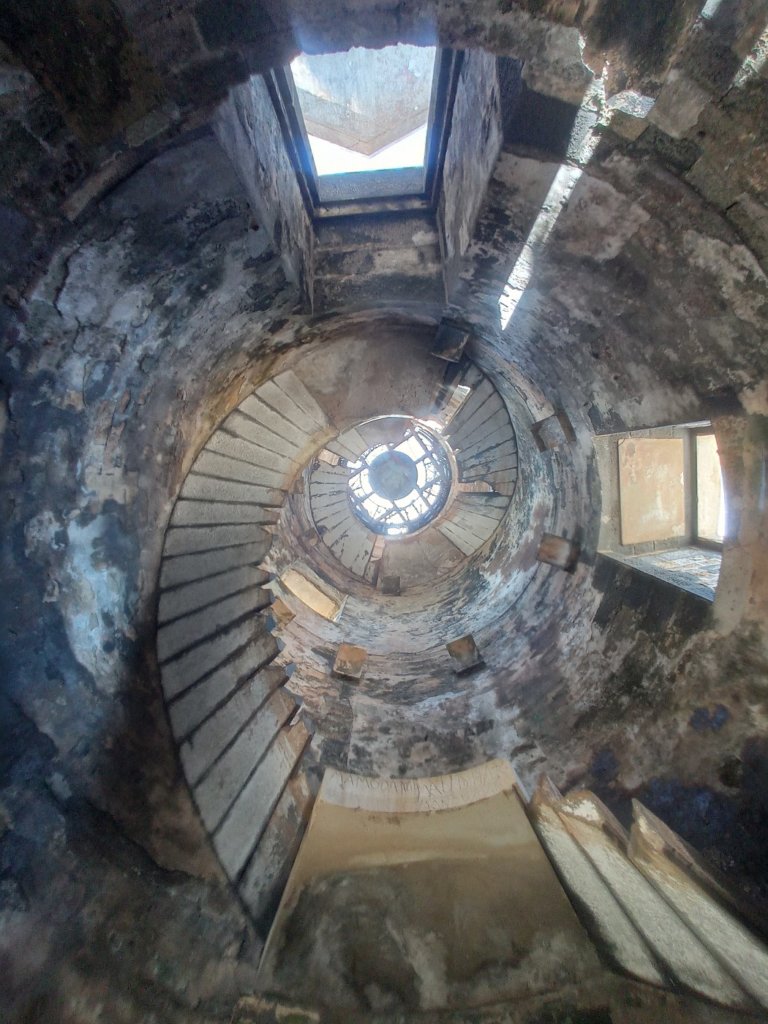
[289,44,437,203]
[267,44,462,214]
[694,431,725,545]
[594,422,725,602]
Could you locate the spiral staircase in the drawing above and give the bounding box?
[157,331,525,920]
[156,336,768,1021]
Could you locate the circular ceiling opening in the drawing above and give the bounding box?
[347,418,453,537]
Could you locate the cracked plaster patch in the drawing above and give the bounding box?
[24,509,65,558]
[682,230,768,328]
[61,514,133,690]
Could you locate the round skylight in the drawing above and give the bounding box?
[347,419,453,536]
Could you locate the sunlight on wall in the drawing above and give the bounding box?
[733,26,768,87]
[498,164,583,331]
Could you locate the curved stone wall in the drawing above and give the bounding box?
[156,331,546,892]
[2,1,768,1017]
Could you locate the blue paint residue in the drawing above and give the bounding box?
[689,703,730,731]
[590,747,619,784]
[640,777,737,849]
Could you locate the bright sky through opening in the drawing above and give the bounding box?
[291,44,436,177]
[307,126,428,176]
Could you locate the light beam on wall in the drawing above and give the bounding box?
[733,25,768,87]
[497,164,583,331]
[495,72,606,333]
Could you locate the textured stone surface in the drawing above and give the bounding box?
[0,132,298,1021]
[214,75,313,300]
[259,768,602,1013]
[1,1,768,1019]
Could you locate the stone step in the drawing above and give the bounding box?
[531,779,664,986]
[195,689,297,833]
[256,374,329,437]
[444,378,499,442]
[205,429,299,476]
[160,540,271,589]
[447,508,499,545]
[452,405,512,459]
[169,658,285,742]
[327,426,367,460]
[170,499,280,528]
[194,449,287,490]
[240,394,314,451]
[453,493,508,523]
[213,721,312,879]
[438,517,492,556]
[164,523,272,558]
[629,801,768,1010]
[557,795,748,1006]
[314,210,440,253]
[238,771,315,932]
[181,672,290,785]
[161,617,274,701]
[224,409,303,460]
[157,586,271,663]
[180,472,284,507]
[159,566,271,624]
[269,371,330,434]
[459,440,517,472]
[320,516,375,577]
[531,782,761,1012]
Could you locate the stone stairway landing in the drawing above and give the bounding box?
[312,212,444,312]
[232,981,767,1024]
[232,764,768,1022]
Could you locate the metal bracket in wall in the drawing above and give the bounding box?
[431,320,472,362]
[531,409,576,451]
[537,533,580,572]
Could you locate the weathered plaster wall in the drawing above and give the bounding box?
[1,1,768,1019]
[260,764,602,1013]
[437,146,768,894]
[0,134,302,1021]
[439,49,502,296]
[1,0,766,291]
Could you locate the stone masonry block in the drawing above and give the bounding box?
[431,320,471,362]
[446,634,484,674]
[332,643,367,681]
[380,574,401,596]
[537,533,580,572]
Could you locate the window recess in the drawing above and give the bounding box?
[594,422,725,601]
[265,44,463,218]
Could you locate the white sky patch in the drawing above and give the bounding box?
[496,73,603,331]
[701,0,725,18]
[291,43,434,178]
[308,124,428,176]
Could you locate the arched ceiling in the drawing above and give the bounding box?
[1,1,768,1020]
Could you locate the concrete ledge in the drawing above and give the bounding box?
[319,759,519,813]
